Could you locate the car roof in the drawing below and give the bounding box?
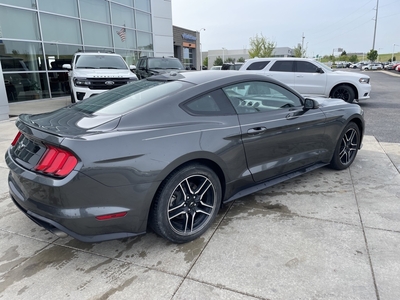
[149,70,292,86]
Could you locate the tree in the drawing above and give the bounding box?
[214,56,223,66]
[341,50,347,56]
[203,56,208,68]
[349,55,358,63]
[367,49,378,62]
[248,34,275,58]
[225,57,235,63]
[293,43,306,58]
[237,57,245,62]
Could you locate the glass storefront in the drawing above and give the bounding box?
[0,0,154,102]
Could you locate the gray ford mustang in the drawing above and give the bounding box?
[5,71,364,243]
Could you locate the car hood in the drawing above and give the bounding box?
[331,70,368,78]
[73,69,134,77]
[309,97,349,108]
[18,107,121,137]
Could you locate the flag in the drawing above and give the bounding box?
[117,25,126,42]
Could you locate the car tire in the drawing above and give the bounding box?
[331,85,355,103]
[149,164,222,243]
[329,122,360,170]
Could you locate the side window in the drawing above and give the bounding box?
[269,60,294,72]
[296,61,320,73]
[182,89,235,116]
[246,61,270,70]
[223,81,303,114]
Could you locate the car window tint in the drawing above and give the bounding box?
[296,61,320,73]
[269,60,294,72]
[223,81,302,114]
[246,61,269,70]
[182,89,235,115]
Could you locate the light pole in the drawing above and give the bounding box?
[198,28,205,70]
[222,47,226,62]
[392,44,399,63]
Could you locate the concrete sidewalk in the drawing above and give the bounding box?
[0,110,400,299]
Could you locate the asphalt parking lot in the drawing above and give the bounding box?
[1,75,400,299]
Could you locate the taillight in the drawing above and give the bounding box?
[35,145,78,177]
[11,132,22,146]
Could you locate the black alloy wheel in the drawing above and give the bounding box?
[330,122,360,170]
[150,164,222,243]
[331,85,355,103]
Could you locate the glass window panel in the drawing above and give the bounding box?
[0,0,36,9]
[82,21,112,47]
[112,0,133,7]
[115,49,138,66]
[111,3,135,28]
[40,13,82,44]
[3,72,49,102]
[134,0,150,12]
[80,0,110,23]
[0,7,40,40]
[114,26,136,49]
[44,43,82,70]
[49,71,70,97]
[38,0,78,17]
[135,11,151,32]
[0,41,44,71]
[136,32,153,50]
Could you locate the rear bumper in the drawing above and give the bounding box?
[5,149,154,242]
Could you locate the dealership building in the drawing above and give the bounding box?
[0,0,202,120]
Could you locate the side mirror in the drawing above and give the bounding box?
[62,64,71,70]
[304,98,319,110]
[316,67,324,74]
[130,65,136,70]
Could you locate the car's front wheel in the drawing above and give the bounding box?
[330,122,360,170]
[331,85,355,103]
[150,164,222,243]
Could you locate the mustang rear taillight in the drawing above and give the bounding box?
[35,145,78,177]
[11,131,22,146]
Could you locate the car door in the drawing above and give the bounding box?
[294,61,327,96]
[223,81,328,182]
[265,60,296,90]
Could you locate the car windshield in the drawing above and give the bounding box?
[75,55,128,69]
[72,80,193,115]
[313,60,333,72]
[148,58,184,69]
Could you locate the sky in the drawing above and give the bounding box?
[171,0,400,58]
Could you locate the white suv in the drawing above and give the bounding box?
[63,52,137,103]
[239,58,371,103]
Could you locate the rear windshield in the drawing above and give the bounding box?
[148,58,184,69]
[75,55,128,69]
[72,80,193,115]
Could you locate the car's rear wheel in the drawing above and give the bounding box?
[150,164,221,243]
[330,122,360,170]
[331,85,356,103]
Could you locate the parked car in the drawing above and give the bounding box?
[63,52,137,103]
[210,66,222,70]
[239,58,371,103]
[362,63,383,71]
[221,62,243,70]
[6,71,364,244]
[135,56,185,79]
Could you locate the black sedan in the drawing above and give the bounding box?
[5,71,364,243]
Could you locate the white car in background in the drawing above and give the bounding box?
[239,57,371,103]
[210,66,222,70]
[362,63,383,71]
